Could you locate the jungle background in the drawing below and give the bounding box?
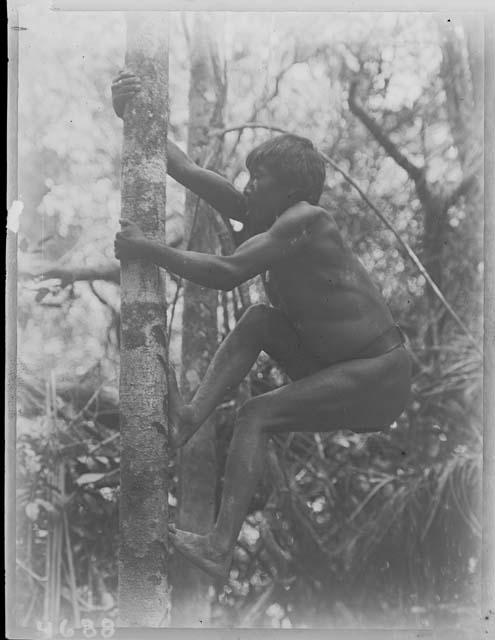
[14,6,483,631]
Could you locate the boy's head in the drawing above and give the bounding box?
[245,134,326,215]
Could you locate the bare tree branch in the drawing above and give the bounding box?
[348,80,423,184]
[22,233,182,287]
[213,122,287,137]
[445,172,478,209]
[92,468,120,489]
[88,281,119,312]
[29,264,121,286]
[225,51,313,161]
[238,582,276,627]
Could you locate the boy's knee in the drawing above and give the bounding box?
[238,304,273,342]
[241,304,272,327]
[237,396,269,423]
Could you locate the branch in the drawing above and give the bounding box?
[166,277,182,350]
[22,233,183,287]
[238,582,276,627]
[225,52,309,162]
[445,171,479,209]
[16,559,47,583]
[254,52,309,117]
[89,281,119,315]
[348,79,423,184]
[92,468,120,489]
[26,264,121,286]
[210,210,252,311]
[259,516,292,568]
[213,122,287,138]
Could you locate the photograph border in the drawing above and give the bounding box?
[6,2,494,638]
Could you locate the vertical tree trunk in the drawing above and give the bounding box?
[118,14,170,627]
[439,17,483,171]
[435,18,483,341]
[171,14,225,626]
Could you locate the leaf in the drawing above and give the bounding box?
[76,472,105,486]
[36,234,55,247]
[35,288,50,303]
[36,498,57,513]
[333,434,350,448]
[25,502,40,521]
[71,526,88,538]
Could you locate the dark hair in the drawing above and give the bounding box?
[246,133,326,205]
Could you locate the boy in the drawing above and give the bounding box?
[112,72,412,579]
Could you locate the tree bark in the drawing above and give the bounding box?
[435,19,483,338]
[171,14,225,627]
[118,14,170,627]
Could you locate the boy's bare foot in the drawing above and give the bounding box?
[168,525,232,580]
[166,366,196,449]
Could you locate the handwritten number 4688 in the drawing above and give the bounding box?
[36,618,115,638]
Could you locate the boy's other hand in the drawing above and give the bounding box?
[111,70,142,118]
[114,219,146,261]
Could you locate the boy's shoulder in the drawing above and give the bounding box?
[271,201,338,236]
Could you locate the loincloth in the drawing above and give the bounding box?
[352,324,406,360]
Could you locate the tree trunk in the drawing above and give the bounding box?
[439,18,483,171]
[434,19,483,341]
[118,14,170,627]
[171,14,225,627]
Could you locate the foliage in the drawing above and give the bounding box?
[16,369,121,625]
[15,7,482,630]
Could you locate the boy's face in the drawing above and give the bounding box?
[243,164,291,233]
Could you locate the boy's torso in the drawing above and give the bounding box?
[263,208,395,365]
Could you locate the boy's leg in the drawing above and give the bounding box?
[169,303,322,447]
[169,403,269,578]
[170,346,411,578]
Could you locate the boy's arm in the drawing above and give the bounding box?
[115,205,315,290]
[167,141,248,224]
[112,71,247,224]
